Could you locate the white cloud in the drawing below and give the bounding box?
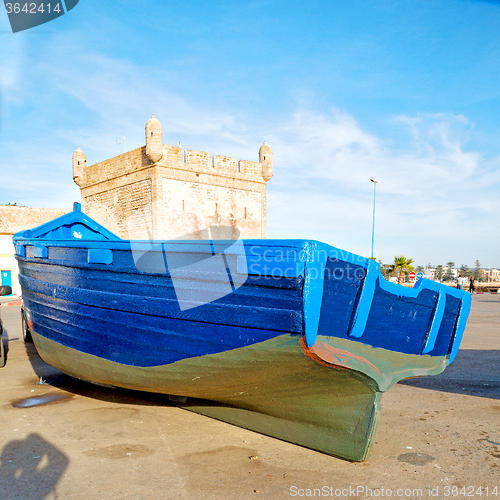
[265,110,499,264]
[1,33,498,265]
[37,45,248,153]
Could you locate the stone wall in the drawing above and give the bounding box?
[0,205,69,235]
[156,178,262,240]
[0,205,69,295]
[83,179,153,239]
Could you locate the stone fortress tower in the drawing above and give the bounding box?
[73,114,273,240]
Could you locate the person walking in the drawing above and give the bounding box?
[469,276,476,294]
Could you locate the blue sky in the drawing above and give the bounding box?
[1,0,499,267]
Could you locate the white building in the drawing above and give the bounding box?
[422,268,436,280]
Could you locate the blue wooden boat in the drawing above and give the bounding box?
[13,203,471,461]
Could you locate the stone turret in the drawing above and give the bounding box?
[145,113,163,163]
[72,146,86,187]
[259,141,273,182]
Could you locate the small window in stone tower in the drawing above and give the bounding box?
[263,156,266,160]
[151,132,153,137]
[78,161,80,165]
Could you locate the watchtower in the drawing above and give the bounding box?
[73,115,273,240]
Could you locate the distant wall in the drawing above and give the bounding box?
[0,205,69,295]
[0,206,68,235]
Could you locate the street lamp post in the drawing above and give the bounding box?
[370,177,379,259]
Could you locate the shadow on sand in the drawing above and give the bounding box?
[399,349,500,399]
[0,433,69,500]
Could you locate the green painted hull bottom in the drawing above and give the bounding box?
[32,331,385,461]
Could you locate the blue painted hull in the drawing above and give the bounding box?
[17,242,305,367]
[13,205,471,460]
[15,239,470,365]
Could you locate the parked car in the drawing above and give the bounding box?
[21,302,32,343]
[0,285,13,367]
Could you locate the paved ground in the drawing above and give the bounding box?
[0,295,498,500]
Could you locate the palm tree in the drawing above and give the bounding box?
[445,261,456,282]
[474,260,481,281]
[435,264,444,282]
[388,255,415,284]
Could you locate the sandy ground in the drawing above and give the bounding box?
[0,294,498,500]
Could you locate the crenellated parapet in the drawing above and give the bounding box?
[74,115,273,188]
[184,150,211,169]
[161,144,183,165]
[239,160,263,178]
[213,155,238,174]
[75,147,149,189]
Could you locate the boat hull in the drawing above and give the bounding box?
[13,205,471,461]
[31,329,382,462]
